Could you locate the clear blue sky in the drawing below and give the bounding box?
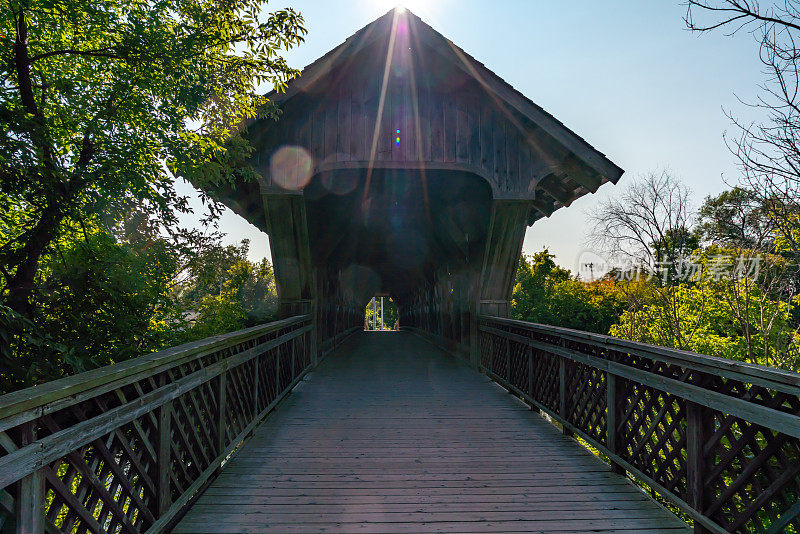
[176,0,766,271]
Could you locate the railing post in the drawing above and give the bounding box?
[605,372,625,474]
[16,421,44,534]
[310,322,318,368]
[291,335,296,379]
[216,371,227,456]
[527,347,534,406]
[559,358,572,436]
[252,357,260,417]
[488,334,494,374]
[469,307,479,370]
[275,348,281,398]
[156,382,172,517]
[687,401,712,534]
[505,337,511,383]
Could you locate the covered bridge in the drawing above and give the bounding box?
[1,8,798,534]
[212,6,622,359]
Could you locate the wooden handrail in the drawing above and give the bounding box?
[0,315,315,533]
[477,315,800,534]
[483,316,800,394]
[0,315,309,427]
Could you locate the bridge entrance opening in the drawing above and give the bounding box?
[305,167,493,331]
[364,295,399,331]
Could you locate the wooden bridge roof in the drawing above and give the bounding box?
[213,7,623,233]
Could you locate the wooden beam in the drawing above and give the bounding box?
[531,198,554,217]
[537,172,572,205]
[561,154,605,192]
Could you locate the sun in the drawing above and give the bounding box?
[369,1,446,20]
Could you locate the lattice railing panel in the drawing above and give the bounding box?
[478,315,800,533]
[531,349,560,413]
[565,360,607,444]
[508,337,529,394]
[278,340,294,393]
[225,359,258,440]
[32,407,162,534]
[256,349,279,413]
[0,315,313,533]
[617,380,687,497]
[704,411,800,533]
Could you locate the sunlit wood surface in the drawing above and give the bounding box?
[175,331,689,533]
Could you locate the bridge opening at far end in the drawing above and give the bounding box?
[364,295,399,331]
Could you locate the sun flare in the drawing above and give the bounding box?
[369,0,445,20]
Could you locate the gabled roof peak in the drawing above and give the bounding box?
[265,7,622,185]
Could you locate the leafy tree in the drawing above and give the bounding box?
[178,239,278,340]
[0,217,280,393]
[511,250,570,323]
[182,240,253,307]
[652,227,700,285]
[696,187,773,249]
[0,0,306,317]
[223,258,278,326]
[511,250,625,334]
[1,211,185,391]
[611,252,799,371]
[365,297,399,330]
[589,171,706,350]
[188,290,248,340]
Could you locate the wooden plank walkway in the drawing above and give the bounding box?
[175,332,689,533]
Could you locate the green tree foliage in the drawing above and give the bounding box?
[611,251,799,371]
[511,250,625,335]
[183,240,278,339]
[696,187,772,248]
[1,210,186,391]
[0,207,279,393]
[0,0,305,317]
[512,180,799,372]
[0,0,301,392]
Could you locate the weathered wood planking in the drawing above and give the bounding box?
[175,332,688,533]
[259,84,576,202]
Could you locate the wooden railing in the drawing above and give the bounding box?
[0,315,314,533]
[479,315,800,534]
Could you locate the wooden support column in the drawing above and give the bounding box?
[262,192,315,319]
[16,422,44,534]
[477,199,530,318]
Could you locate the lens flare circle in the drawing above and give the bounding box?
[270,145,313,191]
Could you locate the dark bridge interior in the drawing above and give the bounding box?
[305,168,492,316]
